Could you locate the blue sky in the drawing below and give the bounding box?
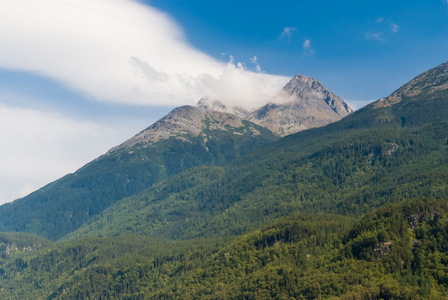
[0,0,447,204]
[149,0,448,101]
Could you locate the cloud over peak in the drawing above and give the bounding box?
[0,0,288,108]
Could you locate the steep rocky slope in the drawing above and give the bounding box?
[198,74,353,136]
[249,74,353,136]
[105,105,268,154]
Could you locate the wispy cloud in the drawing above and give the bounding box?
[0,103,124,204]
[0,0,288,107]
[250,56,262,73]
[203,58,289,110]
[302,39,315,55]
[0,0,291,204]
[368,16,399,40]
[365,32,384,41]
[303,39,311,49]
[280,27,298,42]
[391,23,400,33]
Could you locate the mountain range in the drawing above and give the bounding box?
[0,74,351,240]
[1,61,448,299]
[198,74,352,136]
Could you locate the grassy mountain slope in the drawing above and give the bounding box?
[0,107,278,240]
[0,72,356,242]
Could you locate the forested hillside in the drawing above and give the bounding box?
[1,199,448,299]
[1,61,448,298]
[0,107,277,240]
[68,108,448,241]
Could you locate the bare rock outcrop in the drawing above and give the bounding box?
[248,74,353,136]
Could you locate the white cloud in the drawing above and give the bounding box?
[0,0,292,205]
[0,0,287,108]
[250,56,262,73]
[0,103,130,204]
[19,183,35,199]
[391,23,400,33]
[365,32,384,41]
[280,27,298,42]
[303,39,311,49]
[203,61,289,110]
[369,17,399,38]
[302,39,315,55]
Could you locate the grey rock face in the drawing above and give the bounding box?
[107,105,257,154]
[282,75,352,116]
[113,73,354,154]
[248,74,353,136]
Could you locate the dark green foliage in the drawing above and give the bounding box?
[0,120,277,241]
[0,232,51,259]
[139,200,446,299]
[59,70,448,241]
[2,200,448,299]
[0,234,224,299]
[2,62,448,242]
[67,119,448,241]
[2,61,448,298]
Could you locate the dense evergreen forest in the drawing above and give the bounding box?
[1,199,448,299]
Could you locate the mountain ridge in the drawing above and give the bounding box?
[104,105,263,155]
[66,60,448,241]
[0,105,278,240]
[199,74,353,136]
[1,61,448,299]
[0,72,353,240]
[249,74,352,136]
[375,61,448,108]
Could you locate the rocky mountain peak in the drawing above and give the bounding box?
[195,75,353,137]
[106,105,260,154]
[197,97,251,118]
[282,74,353,116]
[283,74,319,93]
[197,97,227,111]
[248,74,353,136]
